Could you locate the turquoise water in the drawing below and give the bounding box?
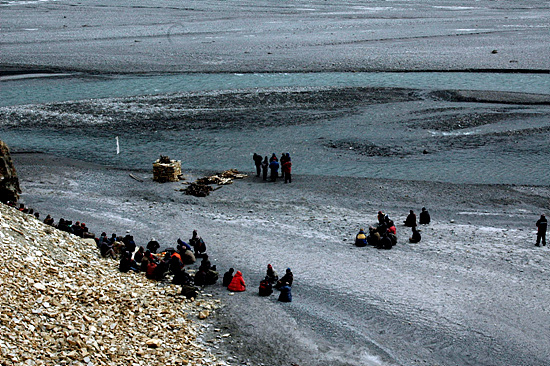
[1,71,549,107]
[2,71,550,185]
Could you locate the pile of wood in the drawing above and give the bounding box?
[153,155,182,183]
[182,169,247,197]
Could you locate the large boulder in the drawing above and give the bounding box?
[0,140,21,203]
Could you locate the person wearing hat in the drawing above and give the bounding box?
[276,268,293,289]
[536,214,547,247]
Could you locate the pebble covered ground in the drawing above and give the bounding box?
[0,203,229,366]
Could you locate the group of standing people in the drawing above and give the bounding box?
[222,264,293,302]
[253,152,292,183]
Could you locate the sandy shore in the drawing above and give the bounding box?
[12,152,550,366]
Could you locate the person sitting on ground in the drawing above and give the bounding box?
[387,220,396,235]
[146,238,160,254]
[174,268,192,287]
[122,234,136,254]
[378,233,393,250]
[180,246,196,265]
[387,230,398,247]
[278,282,292,302]
[134,246,145,263]
[223,268,235,287]
[177,238,192,251]
[99,240,116,259]
[367,227,381,246]
[377,211,385,226]
[419,207,431,225]
[43,214,54,226]
[404,210,417,227]
[355,228,368,247]
[409,226,421,243]
[33,212,39,220]
[199,254,211,272]
[108,233,118,244]
[152,258,169,281]
[73,222,83,237]
[190,230,207,258]
[259,276,273,296]
[266,264,278,285]
[119,251,139,273]
[276,268,293,289]
[145,260,157,280]
[227,270,246,292]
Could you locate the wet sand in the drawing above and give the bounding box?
[13,152,550,366]
[1,0,549,74]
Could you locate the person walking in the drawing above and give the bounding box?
[536,214,547,247]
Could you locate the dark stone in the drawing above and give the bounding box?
[0,140,21,203]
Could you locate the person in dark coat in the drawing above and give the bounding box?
[223,268,235,287]
[147,238,160,254]
[253,153,263,177]
[276,268,293,289]
[259,277,273,296]
[134,246,145,263]
[404,210,417,227]
[355,228,368,247]
[379,233,393,250]
[409,226,421,243]
[278,283,292,302]
[119,251,139,272]
[261,156,269,181]
[536,214,547,247]
[419,207,431,225]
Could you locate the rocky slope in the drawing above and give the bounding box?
[0,203,227,366]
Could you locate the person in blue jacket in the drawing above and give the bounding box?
[355,228,368,247]
[278,282,292,302]
[269,159,280,182]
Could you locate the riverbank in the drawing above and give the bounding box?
[12,152,550,366]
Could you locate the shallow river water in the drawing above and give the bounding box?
[1,72,550,186]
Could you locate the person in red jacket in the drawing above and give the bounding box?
[227,270,246,292]
[282,156,292,184]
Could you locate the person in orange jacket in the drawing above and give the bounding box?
[227,270,246,292]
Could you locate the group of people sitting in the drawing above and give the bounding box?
[222,264,293,302]
[355,208,430,249]
[14,201,295,302]
[253,152,292,183]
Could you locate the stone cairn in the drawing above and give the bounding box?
[152,155,182,183]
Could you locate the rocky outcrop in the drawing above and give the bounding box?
[0,140,21,203]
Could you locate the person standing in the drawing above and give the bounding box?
[261,156,269,181]
[282,157,292,183]
[253,153,263,177]
[269,159,280,182]
[536,214,547,247]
